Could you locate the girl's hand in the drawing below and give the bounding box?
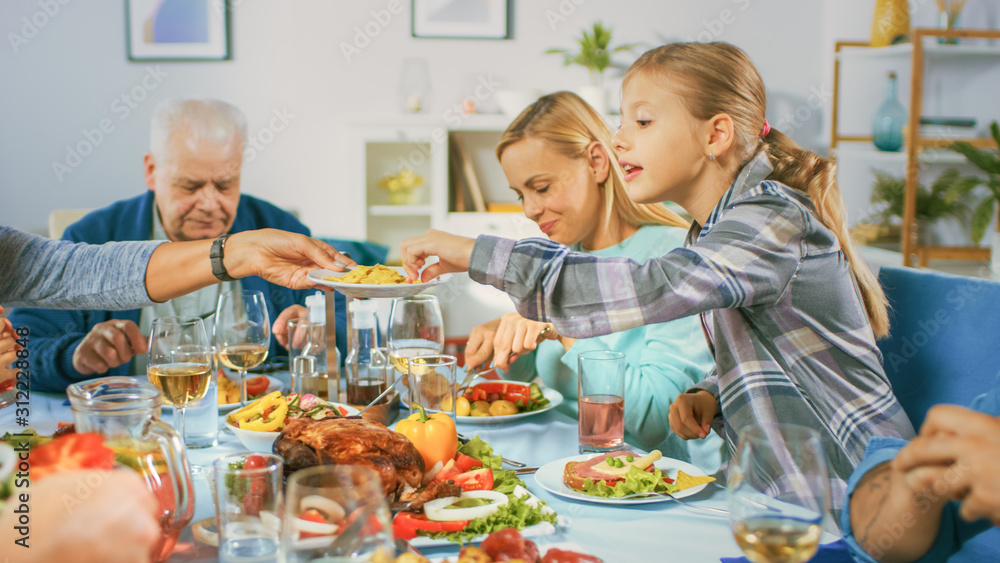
[464,318,501,372]
[490,313,556,371]
[400,230,476,281]
[668,391,718,440]
[225,229,355,289]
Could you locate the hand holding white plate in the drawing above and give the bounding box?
[307,267,452,299]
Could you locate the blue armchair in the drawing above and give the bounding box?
[318,238,389,267]
[877,266,1000,428]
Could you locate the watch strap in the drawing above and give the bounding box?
[210,234,237,282]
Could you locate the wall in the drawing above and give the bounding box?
[1,0,830,237]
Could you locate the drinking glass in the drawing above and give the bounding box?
[408,354,457,417]
[577,350,625,453]
[214,453,283,563]
[728,423,830,563]
[146,316,213,459]
[215,290,271,405]
[387,295,443,399]
[281,465,394,562]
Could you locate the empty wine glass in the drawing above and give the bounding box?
[215,290,271,405]
[146,316,212,468]
[386,295,443,399]
[728,423,830,563]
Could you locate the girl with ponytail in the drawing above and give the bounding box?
[400,42,914,515]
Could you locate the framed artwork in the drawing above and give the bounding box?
[411,0,509,39]
[126,0,230,61]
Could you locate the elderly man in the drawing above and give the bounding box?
[12,98,348,391]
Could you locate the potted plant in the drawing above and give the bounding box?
[943,121,1000,245]
[545,22,638,113]
[865,168,971,246]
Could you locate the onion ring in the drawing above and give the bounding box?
[423,490,508,522]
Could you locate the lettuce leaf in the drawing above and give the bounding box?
[581,465,678,498]
[457,436,522,494]
[419,488,557,543]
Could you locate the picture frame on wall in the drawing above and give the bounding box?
[126,0,230,61]
[411,0,510,40]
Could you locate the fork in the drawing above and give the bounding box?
[616,490,728,516]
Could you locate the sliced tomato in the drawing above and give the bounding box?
[30,433,114,481]
[392,512,470,540]
[454,452,484,472]
[337,406,348,416]
[463,382,534,408]
[245,376,270,397]
[429,464,463,486]
[542,548,604,563]
[452,468,494,492]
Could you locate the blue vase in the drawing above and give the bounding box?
[872,72,907,152]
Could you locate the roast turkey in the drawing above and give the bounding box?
[273,416,425,498]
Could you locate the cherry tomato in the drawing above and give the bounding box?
[244,455,267,470]
[243,493,263,516]
[249,478,267,496]
[245,376,270,397]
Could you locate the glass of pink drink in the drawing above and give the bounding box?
[577,350,626,453]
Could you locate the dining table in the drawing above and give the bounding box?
[0,371,842,562]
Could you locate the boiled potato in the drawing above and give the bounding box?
[455,396,471,417]
[470,400,492,417]
[440,392,455,412]
[418,371,449,404]
[457,546,491,563]
[488,399,518,416]
[393,554,429,563]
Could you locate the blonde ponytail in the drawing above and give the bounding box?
[763,130,889,338]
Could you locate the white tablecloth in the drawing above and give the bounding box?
[0,382,832,562]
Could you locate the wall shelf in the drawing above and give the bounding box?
[368,205,433,217]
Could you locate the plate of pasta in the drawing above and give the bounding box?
[307,265,452,299]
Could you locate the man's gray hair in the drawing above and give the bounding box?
[149,98,248,160]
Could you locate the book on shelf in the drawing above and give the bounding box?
[449,132,487,213]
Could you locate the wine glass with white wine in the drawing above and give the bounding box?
[146,316,213,470]
[387,295,443,406]
[728,423,830,563]
[214,289,271,406]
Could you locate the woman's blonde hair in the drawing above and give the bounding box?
[627,43,889,337]
[496,91,689,239]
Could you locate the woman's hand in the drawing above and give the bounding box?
[668,391,718,440]
[895,404,1000,526]
[464,317,501,371]
[225,229,356,289]
[490,313,558,371]
[400,230,476,281]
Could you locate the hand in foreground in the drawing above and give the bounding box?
[72,319,147,375]
[464,317,501,371]
[489,313,559,371]
[225,229,356,290]
[668,390,718,440]
[894,404,1000,526]
[0,306,19,386]
[400,229,476,281]
[0,469,160,563]
[272,304,307,349]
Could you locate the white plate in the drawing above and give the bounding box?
[456,386,563,424]
[307,267,452,299]
[534,454,712,505]
[216,374,284,412]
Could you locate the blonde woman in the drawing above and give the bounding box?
[464,91,722,471]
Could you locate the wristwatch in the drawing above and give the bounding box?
[210,234,237,282]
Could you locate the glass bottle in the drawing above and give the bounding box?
[346,299,387,405]
[872,71,907,152]
[292,292,330,400]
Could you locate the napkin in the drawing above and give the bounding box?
[721,539,852,563]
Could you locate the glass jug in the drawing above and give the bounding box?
[66,376,195,562]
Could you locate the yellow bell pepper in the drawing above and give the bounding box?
[229,391,287,431]
[395,403,458,471]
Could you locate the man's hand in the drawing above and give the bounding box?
[0,306,20,385]
[72,319,147,375]
[895,404,1000,526]
[400,229,476,281]
[668,390,718,440]
[272,305,307,349]
[224,229,356,289]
